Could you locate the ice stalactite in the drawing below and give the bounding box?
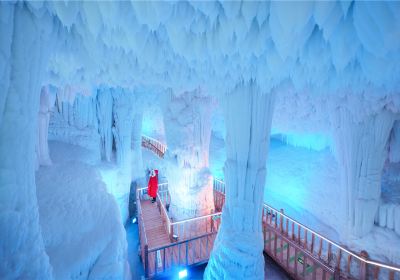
[97,87,113,162]
[49,87,100,155]
[0,3,55,279]
[332,105,395,238]
[163,89,215,218]
[204,81,275,280]
[389,121,400,163]
[36,86,56,168]
[131,112,144,181]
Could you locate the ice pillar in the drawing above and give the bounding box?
[204,81,275,280]
[112,88,135,223]
[163,89,214,218]
[0,3,53,278]
[333,106,395,238]
[131,112,144,181]
[96,87,113,162]
[36,86,55,167]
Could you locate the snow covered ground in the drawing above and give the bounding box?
[36,141,129,279]
[210,133,400,265]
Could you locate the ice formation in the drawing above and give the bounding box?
[205,81,275,279]
[163,89,215,218]
[1,1,400,279]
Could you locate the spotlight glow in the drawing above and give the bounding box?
[178,269,187,279]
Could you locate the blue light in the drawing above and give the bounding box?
[178,269,187,279]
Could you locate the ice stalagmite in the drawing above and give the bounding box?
[333,104,395,238]
[36,86,56,167]
[204,81,275,280]
[0,3,54,278]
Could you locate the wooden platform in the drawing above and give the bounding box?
[140,200,170,249]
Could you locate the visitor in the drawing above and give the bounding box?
[147,169,158,203]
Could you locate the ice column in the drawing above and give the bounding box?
[97,87,113,162]
[163,90,214,218]
[0,3,53,278]
[36,86,56,167]
[131,112,144,181]
[333,106,395,238]
[112,88,135,223]
[204,81,275,280]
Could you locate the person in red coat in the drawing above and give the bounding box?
[147,169,158,203]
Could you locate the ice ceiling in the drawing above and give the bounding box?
[5,1,400,132]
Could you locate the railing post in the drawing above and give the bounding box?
[144,244,149,278]
[333,268,340,280]
[360,250,369,280]
[169,224,174,242]
[280,209,284,233]
[210,210,215,232]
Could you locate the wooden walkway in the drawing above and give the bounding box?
[139,136,400,280]
[141,200,170,249]
[139,197,216,277]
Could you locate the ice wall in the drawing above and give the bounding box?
[332,100,395,238]
[163,89,215,218]
[205,81,275,280]
[0,3,55,278]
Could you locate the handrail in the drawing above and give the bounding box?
[156,191,171,236]
[142,135,166,147]
[213,177,400,274]
[136,188,149,246]
[137,186,221,230]
[141,135,167,157]
[170,212,221,226]
[148,231,216,252]
[264,204,400,272]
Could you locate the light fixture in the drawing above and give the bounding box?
[132,218,137,224]
[178,269,187,279]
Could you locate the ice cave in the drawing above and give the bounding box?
[1,1,400,280]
